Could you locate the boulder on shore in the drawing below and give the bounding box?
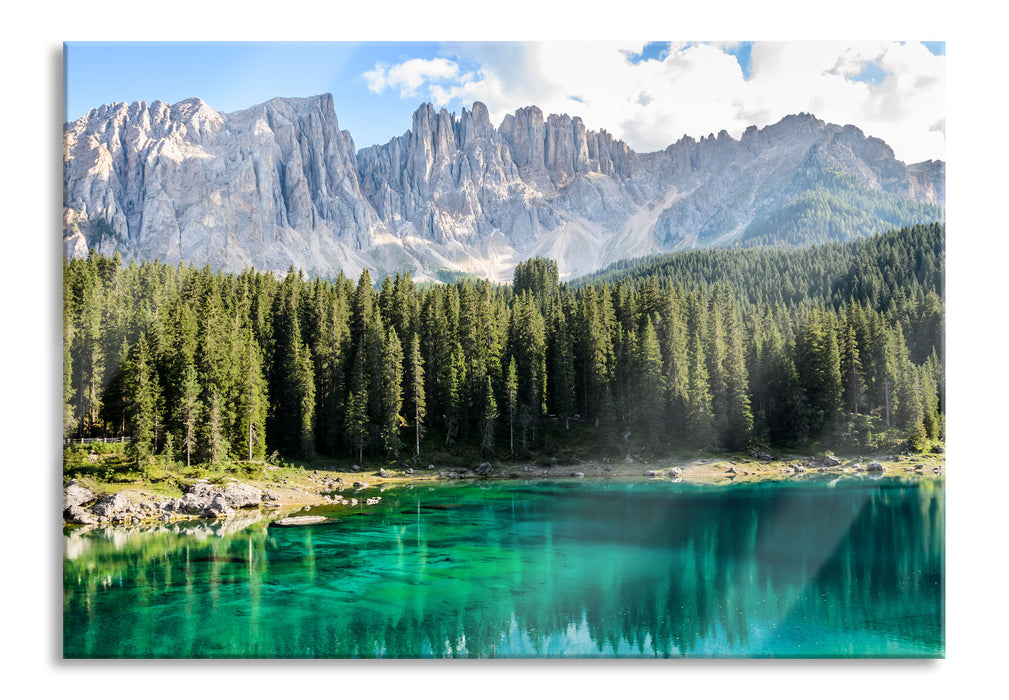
[866,461,886,473]
[204,494,234,519]
[63,481,97,510]
[92,492,131,518]
[220,483,262,508]
[176,492,207,515]
[64,504,97,525]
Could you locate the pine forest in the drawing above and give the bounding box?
[63,223,945,470]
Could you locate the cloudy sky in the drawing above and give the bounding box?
[66,40,945,165]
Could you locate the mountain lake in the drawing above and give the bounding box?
[63,475,943,658]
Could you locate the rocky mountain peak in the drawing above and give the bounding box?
[64,94,945,283]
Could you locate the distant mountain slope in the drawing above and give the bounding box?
[573,222,944,316]
[63,94,944,281]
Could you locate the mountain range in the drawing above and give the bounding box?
[63,93,945,282]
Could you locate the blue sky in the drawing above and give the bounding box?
[65,42,445,149]
[64,40,946,163]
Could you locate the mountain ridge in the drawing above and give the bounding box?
[63,93,945,282]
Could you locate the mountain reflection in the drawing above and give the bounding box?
[63,478,943,658]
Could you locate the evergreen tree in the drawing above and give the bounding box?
[720,294,753,450]
[345,390,369,462]
[505,357,518,454]
[685,327,715,449]
[480,375,498,454]
[201,386,228,465]
[549,293,576,429]
[510,292,547,416]
[635,316,665,449]
[840,309,866,416]
[124,334,160,469]
[178,362,201,468]
[379,327,405,455]
[408,333,426,457]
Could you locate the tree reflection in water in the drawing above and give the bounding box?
[63,477,943,658]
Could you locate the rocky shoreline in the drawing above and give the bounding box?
[63,451,944,528]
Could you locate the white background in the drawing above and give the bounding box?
[3,1,1002,695]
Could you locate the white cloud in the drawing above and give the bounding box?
[364,57,460,99]
[361,41,944,163]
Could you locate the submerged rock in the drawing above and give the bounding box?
[273,516,327,527]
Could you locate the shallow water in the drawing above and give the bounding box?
[63,476,944,658]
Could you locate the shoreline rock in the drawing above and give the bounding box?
[63,451,944,527]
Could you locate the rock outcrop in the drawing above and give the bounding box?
[63,481,267,525]
[65,96,945,282]
[63,481,97,510]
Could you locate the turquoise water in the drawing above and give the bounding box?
[63,476,944,658]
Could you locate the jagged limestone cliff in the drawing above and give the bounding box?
[64,94,944,281]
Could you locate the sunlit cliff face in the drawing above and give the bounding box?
[64,95,943,284]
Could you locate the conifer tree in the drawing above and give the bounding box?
[345,390,369,462]
[202,386,228,465]
[236,334,268,462]
[841,307,866,415]
[685,327,714,449]
[636,316,665,449]
[379,327,405,455]
[296,346,316,460]
[178,362,201,468]
[125,334,160,469]
[505,356,518,453]
[721,296,753,450]
[511,292,547,416]
[661,286,690,438]
[548,295,576,429]
[444,343,466,446]
[480,374,498,453]
[408,333,426,457]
